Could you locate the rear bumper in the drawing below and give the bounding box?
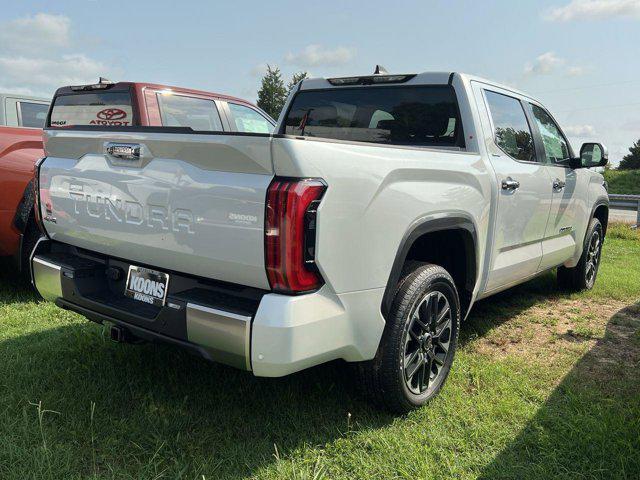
[32,256,63,299]
[32,240,386,377]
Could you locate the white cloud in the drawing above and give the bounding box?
[0,84,39,96]
[0,55,106,91]
[564,124,597,136]
[545,0,640,22]
[566,65,588,76]
[524,52,587,77]
[524,52,565,75]
[0,13,71,54]
[249,63,269,77]
[0,13,112,97]
[284,45,355,67]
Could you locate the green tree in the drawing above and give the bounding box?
[287,71,308,94]
[619,139,640,170]
[257,65,287,119]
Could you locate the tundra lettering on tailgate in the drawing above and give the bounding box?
[68,191,195,233]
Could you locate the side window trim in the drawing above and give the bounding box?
[527,101,574,168]
[215,100,233,131]
[521,101,550,166]
[482,88,540,164]
[16,101,24,127]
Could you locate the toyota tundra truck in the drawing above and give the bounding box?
[31,71,609,412]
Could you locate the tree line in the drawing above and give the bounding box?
[256,65,307,120]
[619,140,640,170]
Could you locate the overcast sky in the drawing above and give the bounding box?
[1,0,639,165]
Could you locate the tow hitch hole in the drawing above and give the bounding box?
[110,325,124,342]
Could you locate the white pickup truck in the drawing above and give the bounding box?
[32,72,609,412]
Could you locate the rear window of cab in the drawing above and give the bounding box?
[284,85,462,147]
[49,91,136,128]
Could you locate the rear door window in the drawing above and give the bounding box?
[18,102,49,128]
[484,90,535,162]
[284,86,462,147]
[227,103,274,133]
[158,94,223,131]
[50,91,135,127]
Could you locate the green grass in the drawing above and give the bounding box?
[604,169,640,195]
[1,226,639,479]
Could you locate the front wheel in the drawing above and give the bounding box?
[557,217,603,291]
[354,263,460,413]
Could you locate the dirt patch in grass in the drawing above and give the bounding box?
[583,302,640,383]
[468,297,640,380]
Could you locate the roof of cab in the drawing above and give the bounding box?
[299,71,540,103]
[53,81,257,106]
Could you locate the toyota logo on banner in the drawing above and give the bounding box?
[96,108,128,120]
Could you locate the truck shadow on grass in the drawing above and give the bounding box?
[460,270,564,346]
[0,263,394,478]
[1,261,637,479]
[476,299,640,479]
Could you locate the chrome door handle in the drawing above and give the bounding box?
[553,179,566,191]
[501,178,520,191]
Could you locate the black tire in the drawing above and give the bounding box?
[20,219,42,286]
[557,217,603,291]
[354,263,460,413]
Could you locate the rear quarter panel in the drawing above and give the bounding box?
[0,126,43,256]
[271,137,493,295]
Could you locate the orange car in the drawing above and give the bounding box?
[0,94,49,277]
[2,80,274,278]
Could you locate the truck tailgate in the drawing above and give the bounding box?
[40,129,273,289]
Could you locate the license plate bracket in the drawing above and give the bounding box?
[124,266,169,307]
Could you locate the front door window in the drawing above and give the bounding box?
[530,105,571,166]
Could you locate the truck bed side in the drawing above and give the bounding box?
[271,136,492,296]
[0,126,44,256]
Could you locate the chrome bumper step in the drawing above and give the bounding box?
[31,251,254,370]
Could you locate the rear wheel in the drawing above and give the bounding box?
[557,217,603,291]
[354,263,460,413]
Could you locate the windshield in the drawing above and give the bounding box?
[49,91,136,127]
[284,86,462,147]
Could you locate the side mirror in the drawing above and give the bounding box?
[570,143,609,169]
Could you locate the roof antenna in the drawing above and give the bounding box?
[373,65,388,75]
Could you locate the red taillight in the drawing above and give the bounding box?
[265,178,326,293]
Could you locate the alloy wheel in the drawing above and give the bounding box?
[402,291,453,395]
[585,230,601,286]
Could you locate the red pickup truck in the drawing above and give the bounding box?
[2,80,275,279]
[0,94,50,276]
